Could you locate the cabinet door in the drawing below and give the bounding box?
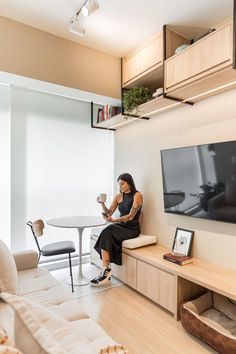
[112,253,137,289]
[137,260,159,303]
[122,33,163,86]
[158,269,175,313]
[165,23,232,91]
[137,261,175,313]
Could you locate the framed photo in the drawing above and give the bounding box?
[172,227,194,256]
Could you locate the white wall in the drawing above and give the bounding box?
[0,85,11,247]
[115,88,236,270]
[9,87,114,252]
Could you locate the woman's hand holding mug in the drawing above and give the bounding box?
[97,193,107,203]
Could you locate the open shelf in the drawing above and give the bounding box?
[93,95,184,130]
[123,64,163,92]
[93,113,129,129]
[136,94,182,118]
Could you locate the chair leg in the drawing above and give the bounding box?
[68,253,74,292]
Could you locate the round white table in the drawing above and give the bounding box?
[47,215,107,286]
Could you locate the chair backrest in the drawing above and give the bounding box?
[26,220,45,253]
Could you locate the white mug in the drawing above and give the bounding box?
[98,193,107,203]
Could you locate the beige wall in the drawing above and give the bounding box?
[0,16,121,98]
[115,88,236,270]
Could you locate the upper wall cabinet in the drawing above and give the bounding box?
[92,19,236,130]
[122,33,163,89]
[165,22,236,102]
[122,28,190,92]
[92,28,190,129]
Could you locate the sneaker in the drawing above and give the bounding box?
[90,267,112,287]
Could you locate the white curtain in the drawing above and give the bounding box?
[5,85,114,253]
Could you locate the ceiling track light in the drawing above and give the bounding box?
[69,16,85,37]
[69,0,99,37]
[82,0,99,17]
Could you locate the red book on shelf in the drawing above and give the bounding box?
[104,105,109,120]
[163,252,193,266]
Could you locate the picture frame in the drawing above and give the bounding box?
[172,227,194,256]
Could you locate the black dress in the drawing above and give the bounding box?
[94,191,141,265]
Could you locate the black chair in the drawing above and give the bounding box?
[27,219,75,292]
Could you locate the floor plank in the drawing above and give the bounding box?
[77,284,217,354]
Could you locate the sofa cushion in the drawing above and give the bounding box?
[0,292,110,354]
[48,299,89,321]
[18,267,88,321]
[17,267,59,295]
[91,228,156,250]
[71,319,116,352]
[122,234,156,249]
[0,240,18,294]
[13,250,39,271]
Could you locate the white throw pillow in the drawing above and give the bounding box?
[0,240,18,294]
[0,292,96,354]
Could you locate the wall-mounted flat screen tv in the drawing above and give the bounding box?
[161,140,236,224]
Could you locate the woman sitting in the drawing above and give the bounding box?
[90,173,143,286]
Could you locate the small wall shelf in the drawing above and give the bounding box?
[91,94,187,130]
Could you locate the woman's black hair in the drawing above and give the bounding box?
[117,173,137,192]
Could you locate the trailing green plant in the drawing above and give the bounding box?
[123,86,151,114]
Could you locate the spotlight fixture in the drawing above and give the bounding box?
[69,0,99,36]
[82,0,99,17]
[69,16,85,36]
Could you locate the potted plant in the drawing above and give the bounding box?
[123,86,151,115]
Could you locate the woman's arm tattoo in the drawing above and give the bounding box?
[102,205,111,215]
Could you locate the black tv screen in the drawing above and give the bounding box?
[161,140,236,224]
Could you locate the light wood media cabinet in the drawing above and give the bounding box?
[112,245,236,320]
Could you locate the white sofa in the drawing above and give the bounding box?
[0,239,116,354]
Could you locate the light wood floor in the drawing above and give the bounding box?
[78,284,217,354]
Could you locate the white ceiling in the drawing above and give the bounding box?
[0,0,233,57]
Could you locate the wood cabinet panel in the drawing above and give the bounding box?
[112,253,137,288]
[122,33,163,86]
[165,23,232,90]
[137,260,175,313]
[158,269,175,313]
[137,260,159,303]
[122,55,139,86]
